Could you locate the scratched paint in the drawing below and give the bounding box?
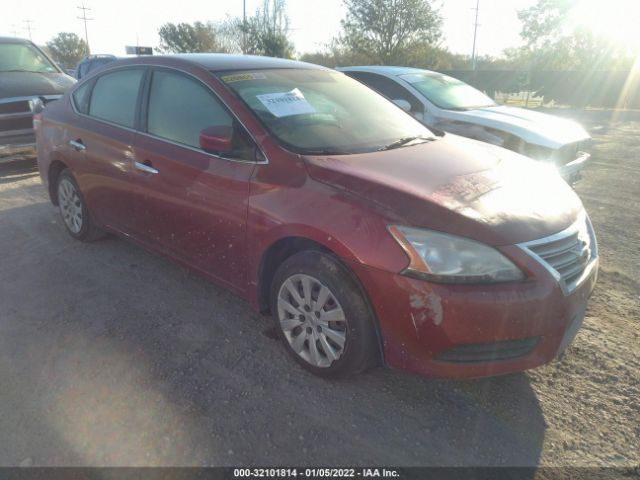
[410,292,444,327]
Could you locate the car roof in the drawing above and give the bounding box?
[337,66,437,77]
[106,53,326,72]
[0,36,34,44]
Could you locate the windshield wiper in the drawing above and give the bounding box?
[377,135,434,151]
[2,69,42,73]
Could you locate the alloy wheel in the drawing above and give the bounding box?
[276,274,347,368]
[58,178,83,234]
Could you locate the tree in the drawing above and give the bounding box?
[225,0,294,58]
[518,0,575,51]
[302,42,461,70]
[46,33,87,68]
[514,0,635,70]
[158,21,227,53]
[339,0,442,65]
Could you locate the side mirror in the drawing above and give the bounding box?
[392,99,411,112]
[199,126,233,154]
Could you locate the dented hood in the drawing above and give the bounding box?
[444,105,590,149]
[303,135,584,246]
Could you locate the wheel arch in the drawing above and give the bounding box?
[256,235,385,366]
[48,158,69,205]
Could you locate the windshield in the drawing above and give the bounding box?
[0,42,58,73]
[219,69,433,155]
[400,73,496,110]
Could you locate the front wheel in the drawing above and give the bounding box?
[270,250,379,378]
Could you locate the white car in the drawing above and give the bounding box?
[338,66,591,182]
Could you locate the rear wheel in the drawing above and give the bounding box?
[270,250,379,378]
[56,169,105,242]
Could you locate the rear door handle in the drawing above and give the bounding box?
[134,161,159,174]
[69,139,86,151]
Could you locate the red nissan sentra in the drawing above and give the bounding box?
[35,55,598,379]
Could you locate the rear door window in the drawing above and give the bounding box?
[88,69,144,128]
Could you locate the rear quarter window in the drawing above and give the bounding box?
[72,82,92,114]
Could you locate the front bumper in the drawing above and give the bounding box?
[559,151,590,183]
[348,247,598,379]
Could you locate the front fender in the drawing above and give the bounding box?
[246,174,409,307]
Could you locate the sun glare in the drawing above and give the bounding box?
[570,0,640,54]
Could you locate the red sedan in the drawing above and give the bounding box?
[35,54,598,379]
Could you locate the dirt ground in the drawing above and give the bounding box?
[0,110,637,468]
[524,110,640,466]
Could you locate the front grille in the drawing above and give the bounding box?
[521,216,595,293]
[0,116,33,132]
[0,100,31,115]
[436,337,539,363]
[0,97,36,136]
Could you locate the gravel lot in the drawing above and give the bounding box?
[0,111,638,467]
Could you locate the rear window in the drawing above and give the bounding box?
[88,69,144,128]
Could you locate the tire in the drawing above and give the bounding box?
[270,250,379,378]
[56,169,106,242]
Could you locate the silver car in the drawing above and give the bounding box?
[339,66,591,182]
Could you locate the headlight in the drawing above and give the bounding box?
[388,226,524,284]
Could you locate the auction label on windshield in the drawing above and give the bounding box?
[256,88,316,117]
[222,72,267,83]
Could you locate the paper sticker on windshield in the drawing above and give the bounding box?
[222,72,266,83]
[256,88,316,117]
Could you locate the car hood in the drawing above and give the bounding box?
[303,135,583,246]
[0,71,76,98]
[442,105,590,149]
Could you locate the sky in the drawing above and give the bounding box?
[2,0,537,58]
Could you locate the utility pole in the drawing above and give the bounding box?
[77,3,93,56]
[471,0,480,70]
[242,0,247,54]
[24,20,34,40]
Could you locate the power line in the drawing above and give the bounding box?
[77,2,93,55]
[471,0,480,70]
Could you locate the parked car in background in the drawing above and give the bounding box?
[74,54,117,80]
[0,36,75,163]
[339,66,591,183]
[36,54,597,380]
